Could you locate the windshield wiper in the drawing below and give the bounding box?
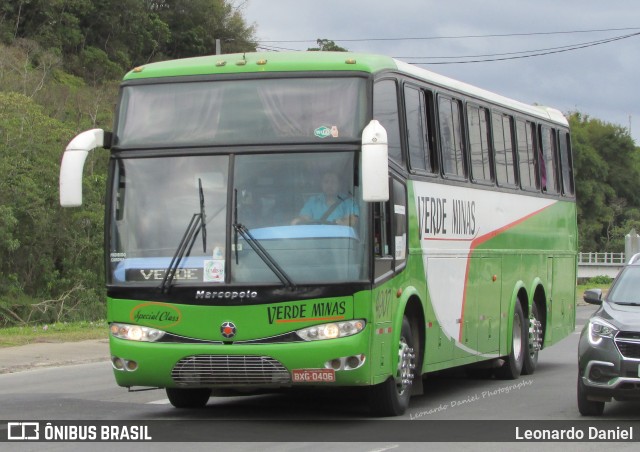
[232,189,295,290]
[198,178,207,253]
[159,178,209,294]
[159,213,202,293]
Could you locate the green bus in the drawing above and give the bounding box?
[59,51,577,416]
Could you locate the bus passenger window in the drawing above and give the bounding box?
[516,120,539,191]
[539,126,558,194]
[405,85,435,174]
[558,131,574,195]
[493,113,517,187]
[467,105,492,183]
[438,96,465,178]
[374,80,402,164]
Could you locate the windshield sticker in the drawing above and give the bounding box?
[204,259,225,283]
[314,125,339,139]
[110,252,126,263]
[395,234,406,260]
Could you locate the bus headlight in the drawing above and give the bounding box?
[296,320,366,341]
[110,323,166,342]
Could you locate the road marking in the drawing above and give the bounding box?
[147,398,171,405]
[368,446,400,452]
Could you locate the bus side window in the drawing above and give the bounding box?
[516,119,539,191]
[374,80,402,164]
[558,131,574,196]
[438,95,465,178]
[467,104,493,183]
[374,178,407,280]
[373,191,393,280]
[539,126,559,194]
[493,112,517,187]
[392,178,407,268]
[405,85,436,174]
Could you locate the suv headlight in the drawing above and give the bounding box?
[588,317,618,345]
[110,323,166,342]
[296,320,366,341]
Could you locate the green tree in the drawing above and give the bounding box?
[0,91,107,324]
[1,0,256,84]
[570,112,640,252]
[155,0,256,57]
[308,39,348,52]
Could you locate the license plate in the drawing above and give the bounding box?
[292,368,335,383]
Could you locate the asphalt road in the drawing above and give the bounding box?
[1,304,638,450]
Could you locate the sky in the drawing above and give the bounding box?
[241,0,640,145]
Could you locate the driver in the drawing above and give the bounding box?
[291,171,358,226]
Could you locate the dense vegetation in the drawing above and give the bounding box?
[0,1,638,326]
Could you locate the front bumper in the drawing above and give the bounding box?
[578,331,640,401]
[109,331,372,390]
[580,360,640,401]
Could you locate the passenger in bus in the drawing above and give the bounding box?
[291,171,358,226]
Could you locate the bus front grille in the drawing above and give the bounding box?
[171,354,291,387]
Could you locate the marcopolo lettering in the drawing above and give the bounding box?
[195,290,258,300]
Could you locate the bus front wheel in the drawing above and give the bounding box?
[166,387,211,408]
[495,302,526,380]
[368,316,416,416]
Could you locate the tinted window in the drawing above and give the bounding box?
[117,78,367,146]
[540,126,559,194]
[438,96,465,178]
[516,119,539,191]
[405,86,432,173]
[493,112,516,187]
[468,105,492,183]
[558,131,574,195]
[374,80,402,163]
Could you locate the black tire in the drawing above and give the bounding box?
[577,376,605,416]
[495,302,526,380]
[368,316,416,416]
[522,303,541,375]
[166,387,211,408]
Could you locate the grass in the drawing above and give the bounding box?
[0,278,612,348]
[0,320,108,348]
[576,281,611,304]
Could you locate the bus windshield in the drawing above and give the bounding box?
[115,77,367,147]
[108,152,369,286]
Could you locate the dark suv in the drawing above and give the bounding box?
[578,253,640,415]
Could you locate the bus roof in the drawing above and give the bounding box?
[394,60,568,126]
[123,51,567,126]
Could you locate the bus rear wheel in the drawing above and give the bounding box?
[166,387,211,408]
[368,316,416,416]
[522,303,542,375]
[495,302,526,380]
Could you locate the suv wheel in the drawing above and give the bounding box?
[577,376,604,416]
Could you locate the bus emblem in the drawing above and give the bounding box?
[220,321,237,339]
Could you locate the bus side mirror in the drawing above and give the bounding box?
[361,120,389,202]
[60,129,105,207]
